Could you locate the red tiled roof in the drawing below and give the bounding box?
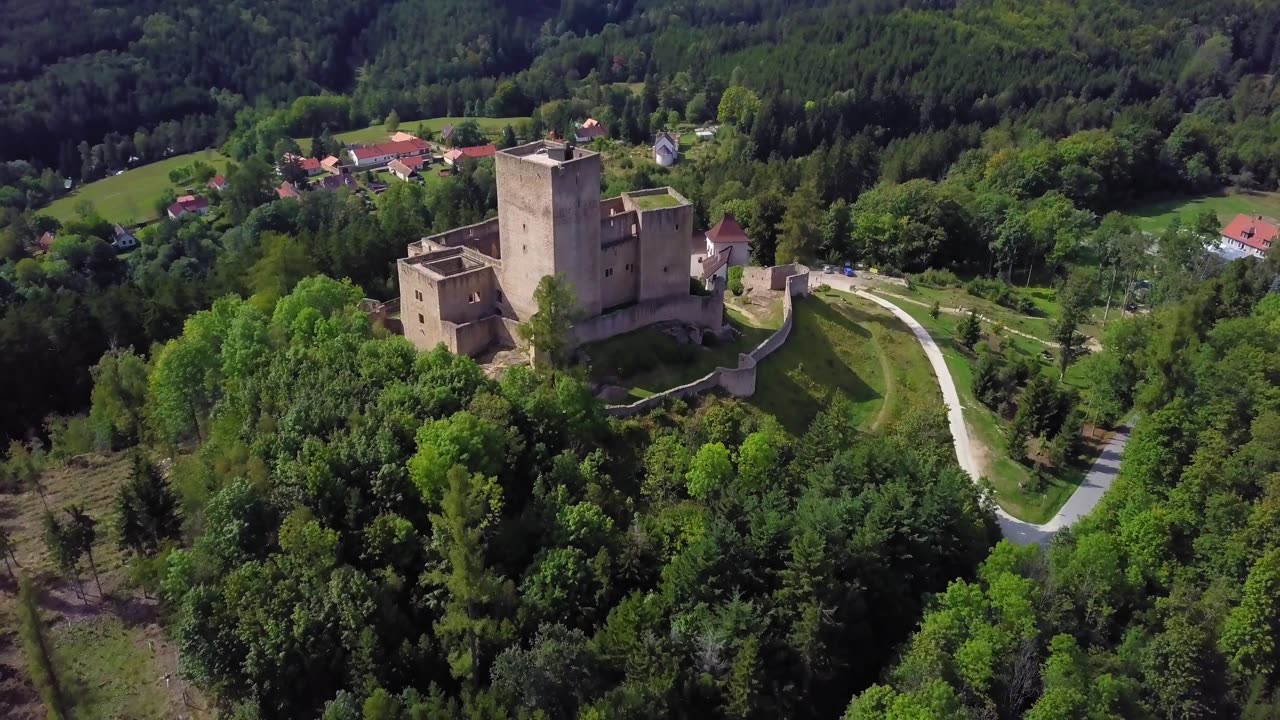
[1221,214,1279,253]
[706,214,749,244]
[320,155,340,169]
[459,144,495,159]
[350,138,430,161]
[388,159,415,177]
[300,157,321,172]
[36,231,54,250]
[175,195,208,211]
[277,181,301,199]
[401,154,428,170]
[207,175,225,188]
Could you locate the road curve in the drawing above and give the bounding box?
[811,272,1127,544]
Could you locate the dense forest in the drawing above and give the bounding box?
[1,0,1280,717]
[847,266,1280,718]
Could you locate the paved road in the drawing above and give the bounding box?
[811,271,1127,544]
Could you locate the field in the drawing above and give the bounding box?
[749,292,942,435]
[0,453,210,719]
[299,116,525,153]
[41,150,231,225]
[1121,189,1280,234]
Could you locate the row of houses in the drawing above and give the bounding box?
[277,172,360,199]
[35,224,139,254]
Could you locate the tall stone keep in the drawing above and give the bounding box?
[495,143,603,319]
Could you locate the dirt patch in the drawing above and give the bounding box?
[726,289,782,327]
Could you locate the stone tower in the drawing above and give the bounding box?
[495,141,604,320]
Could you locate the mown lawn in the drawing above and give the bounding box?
[42,150,230,225]
[299,116,525,153]
[750,293,941,436]
[1121,189,1280,234]
[873,294,1094,523]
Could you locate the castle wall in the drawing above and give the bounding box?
[600,237,639,310]
[424,217,502,259]
[572,291,723,346]
[604,265,809,417]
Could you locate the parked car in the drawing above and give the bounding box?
[843,265,855,277]
[823,265,834,274]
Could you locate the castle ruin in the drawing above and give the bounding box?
[397,140,724,357]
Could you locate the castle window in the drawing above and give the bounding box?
[468,292,480,304]
[631,223,637,235]
[418,314,425,324]
[604,267,614,278]
[414,290,422,301]
[663,266,669,273]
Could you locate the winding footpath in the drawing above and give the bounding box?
[813,272,1129,544]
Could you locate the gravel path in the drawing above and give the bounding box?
[812,272,1127,544]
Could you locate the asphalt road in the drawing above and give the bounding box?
[810,270,1127,544]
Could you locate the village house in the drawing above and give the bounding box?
[573,118,608,143]
[111,224,139,251]
[167,194,210,219]
[277,181,302,200]
[207,175,226,192]
[348,137,431,168]
[701,214,751,268]
[315,173,359,193]
[388,155,428,181]
[1219,214,1277,260]
[282,153,324,177]
[443,144,497,167]
[320,156,341,174]
[35,231,54,253]
[439,125,456,144]
[397,140,724,358]
[653,131,679,167]
[390,131,417,143]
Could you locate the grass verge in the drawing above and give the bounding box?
[750,292,941,435]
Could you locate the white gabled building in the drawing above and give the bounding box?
[653,131,679,167]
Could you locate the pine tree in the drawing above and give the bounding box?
[116,454,182,556]
[957,310,983,350]
[1008,409,1032,463]
[428,467,510,688]
[929,301,941,319]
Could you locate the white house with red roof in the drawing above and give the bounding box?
[703,213,751,267]
[443,144,497,167]
[1219,214,1278,260]
[207,175,226,192]
[348,138,431,167]
[167,194,210,219]
[320,156,341,174]
[388,155,430,181]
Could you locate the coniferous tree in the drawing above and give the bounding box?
[65,505,102,599]
[116,454,182,556]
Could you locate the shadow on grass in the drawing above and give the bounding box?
[750,297,880,435]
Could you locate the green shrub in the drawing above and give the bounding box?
[728,266,745,296]
[912,268,961,288]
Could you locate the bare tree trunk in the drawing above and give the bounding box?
[37,487,49,513]
[1024,259,1035,287]
[2,554,12,581]
[86,551,103,599]
[1101,263,1120,327]
[72,573,86,604]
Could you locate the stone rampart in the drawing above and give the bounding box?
[605,265,808,417]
